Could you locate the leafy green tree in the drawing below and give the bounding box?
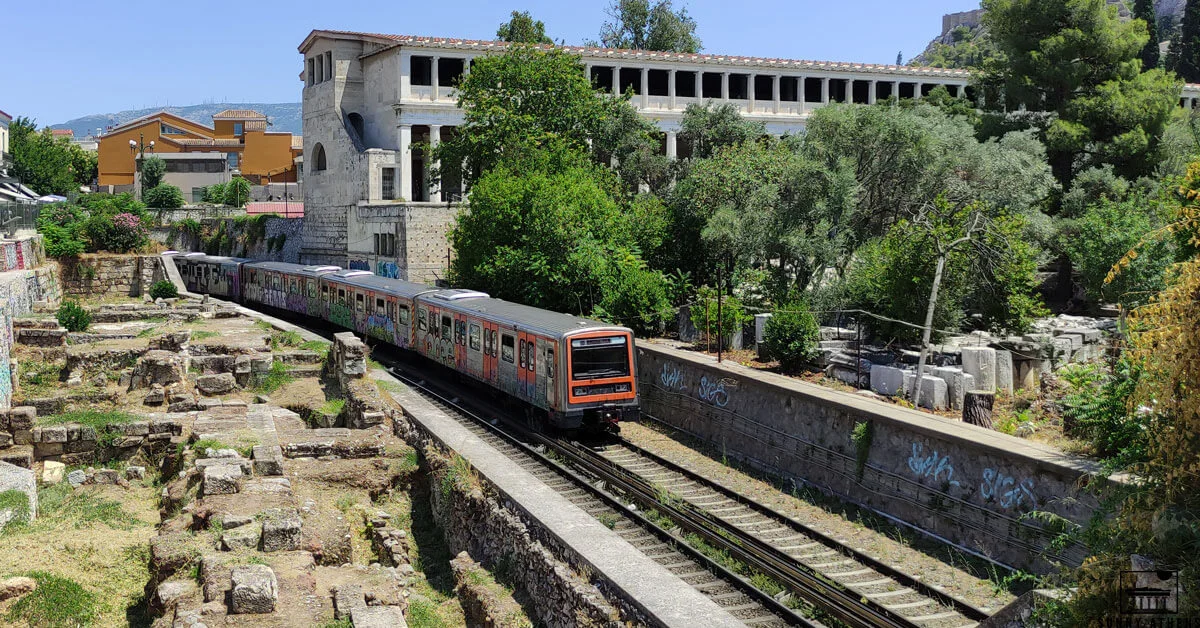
[1135,0,1161,70]
[595,0,701,53]
[203,182,228,204]
[223,178,251,207]
[434,45,658,194]
[1179,0,1200,81]
[449,147,670,334]
[140,156,166,195]
[981,0,1180,186]
[677,102,765,160]
[496,10,553,44]
[144,184,185,209]
[68,144,97,188]
[8,117,75,195]
[1061,191,1177,306]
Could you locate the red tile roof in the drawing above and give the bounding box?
[213,109,267,120]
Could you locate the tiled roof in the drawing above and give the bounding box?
[167,137,242,147]
[102,110,211,136]
[213,109,267,120]
[306,29,971,78]
[52,129,74,137]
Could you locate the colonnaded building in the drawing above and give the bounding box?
[297,29,1200,282]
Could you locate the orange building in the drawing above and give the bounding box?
[98,109,302,186]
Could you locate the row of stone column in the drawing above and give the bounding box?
[397,124,446,202]
[415,56,467,102]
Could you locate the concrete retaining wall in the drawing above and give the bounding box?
[58,254,169,299]
[637,342,1102,572]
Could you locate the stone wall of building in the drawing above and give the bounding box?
[58,254,168,299]
[344,203,457,282]
[636,342,1104,573]
[0,236,59,410]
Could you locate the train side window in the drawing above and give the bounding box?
[441,315,452,340]
[355,293,365,312]
[546,348,554,378]
[376,297,385,313]
[519,340,527,368]
[501,335,515,363]
[307,280,316,299]
[338,288,346,304]
[398,305,410,325]
[528,343,536,372]
[469,324,481,351]
[321,284,329,301]
[417,308,427,330]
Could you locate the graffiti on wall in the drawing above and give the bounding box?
[376,262,401,279]
[697,375,731,407]
[660,362,686,391]
[348,259,370,271]
[906,443,962,488]
[906,440,1038,511]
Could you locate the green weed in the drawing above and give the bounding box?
[255,361,294,394]
[4,571,98,628]
[320,398,345,416]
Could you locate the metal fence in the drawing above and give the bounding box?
[0,203,39,234]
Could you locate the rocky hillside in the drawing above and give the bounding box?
[51,103,302,138]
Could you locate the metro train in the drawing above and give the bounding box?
[169,253,639,431]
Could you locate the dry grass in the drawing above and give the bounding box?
[0,482,159,627]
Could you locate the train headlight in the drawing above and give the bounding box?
[614,383,631,393]
[574,387,588,396]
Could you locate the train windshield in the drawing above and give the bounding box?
[571,336,630,381]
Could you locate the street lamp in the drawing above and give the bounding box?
[129,133,155,199]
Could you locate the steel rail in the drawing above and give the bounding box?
[612,427,992,622]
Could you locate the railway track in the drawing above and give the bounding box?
[384,363,803,627]
[585,436,992,628]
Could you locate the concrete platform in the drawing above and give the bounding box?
[382,375,746,628]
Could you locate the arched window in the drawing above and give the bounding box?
[313,143,327,171]
[347,113,364,141]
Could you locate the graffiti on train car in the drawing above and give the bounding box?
[366,313,395,342]
[330,303,354,329]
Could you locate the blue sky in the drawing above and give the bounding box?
[5,0,981,125]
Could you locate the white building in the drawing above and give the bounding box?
[298,29,1200,280]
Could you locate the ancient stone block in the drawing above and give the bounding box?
[222,513,254,529]
[143,385,165,406]
[42,461,65,484]
[260,508,302,552]
[0,461,37,524]
[201,464,243,496]
[11,431,31,446]
[0,433,11,449]
[869,364,907,397]
[350,605,407,628]
[93,469,120,484]
[334,583,365,620]
[995,350,1014,394]
[196,373,237,396]
[901,373,949,410]
[221,524,262,551]
[125,466,145,481]
[961,347,997,393]
[230,565,277,614]
[39,426,67,443]
[33,443,63,457]
[931,367,976,411]
[251,445,284,476]
[7,408,34,431]
[66,469,86,486]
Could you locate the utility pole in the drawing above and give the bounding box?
[717,265,723,364]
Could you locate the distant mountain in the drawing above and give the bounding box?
[51,102,302,138]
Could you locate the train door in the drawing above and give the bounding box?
[465,318,484,380]
[482,323,499,385]
[545,340,557,409]
[533,337,549,410]
[518,332,537,403]
[498,330,519,397]
[396,301,412,348]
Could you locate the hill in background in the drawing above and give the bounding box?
[51,102,302,138]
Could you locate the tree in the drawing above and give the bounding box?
[496,10,553,44]
[896,51,903,66]
[1179,0,1200,81]
[223,178,251,207]
[596,0,701,53]
[1135,0,1161,70]
[913,25,1000,69]
[981,0,1181,187]
[434,45,658,194]
[144,184,185,209]
[8,117,75,195]
[762,302,820,372]
[140,156,166,195]
[448,147,671,334]
[677,102,765,160]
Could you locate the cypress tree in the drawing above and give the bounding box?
[1135,0,1161,69]
[1179,0,1200,82]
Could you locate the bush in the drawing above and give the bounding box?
[1059,360,1146,467]
[203,183,227,204]
[175,218,201,235]
[223,178,252,207]
[149,280,178,300]
[36,203,87,257]
[689,285,747,348]
[84,211,148,253]
[762,302,820,372]
[56,300,91,332]
[144,183,184,209]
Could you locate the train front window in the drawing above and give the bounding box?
[571,337,630,381]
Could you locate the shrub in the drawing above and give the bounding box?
[84,211,148,253]
[223,178,252,208]
[144,183,185,209]
[149,280,178,300]
[176,218,201,235]
[762,302,820,372]
[689,285,747,348]
[36,203,87,257]
[56,300,91,332]
[203,183,227,204]
[1059,360,1146,466]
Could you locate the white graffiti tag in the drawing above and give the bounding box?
[660,362,686,391]
[981,468,1036,510]
[906,443,961,487]
[696,376,731,407]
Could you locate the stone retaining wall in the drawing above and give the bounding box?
[637,342,1103,572]
[58,254,168,298]
[392,412,628,627]
[0,405,183,469]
